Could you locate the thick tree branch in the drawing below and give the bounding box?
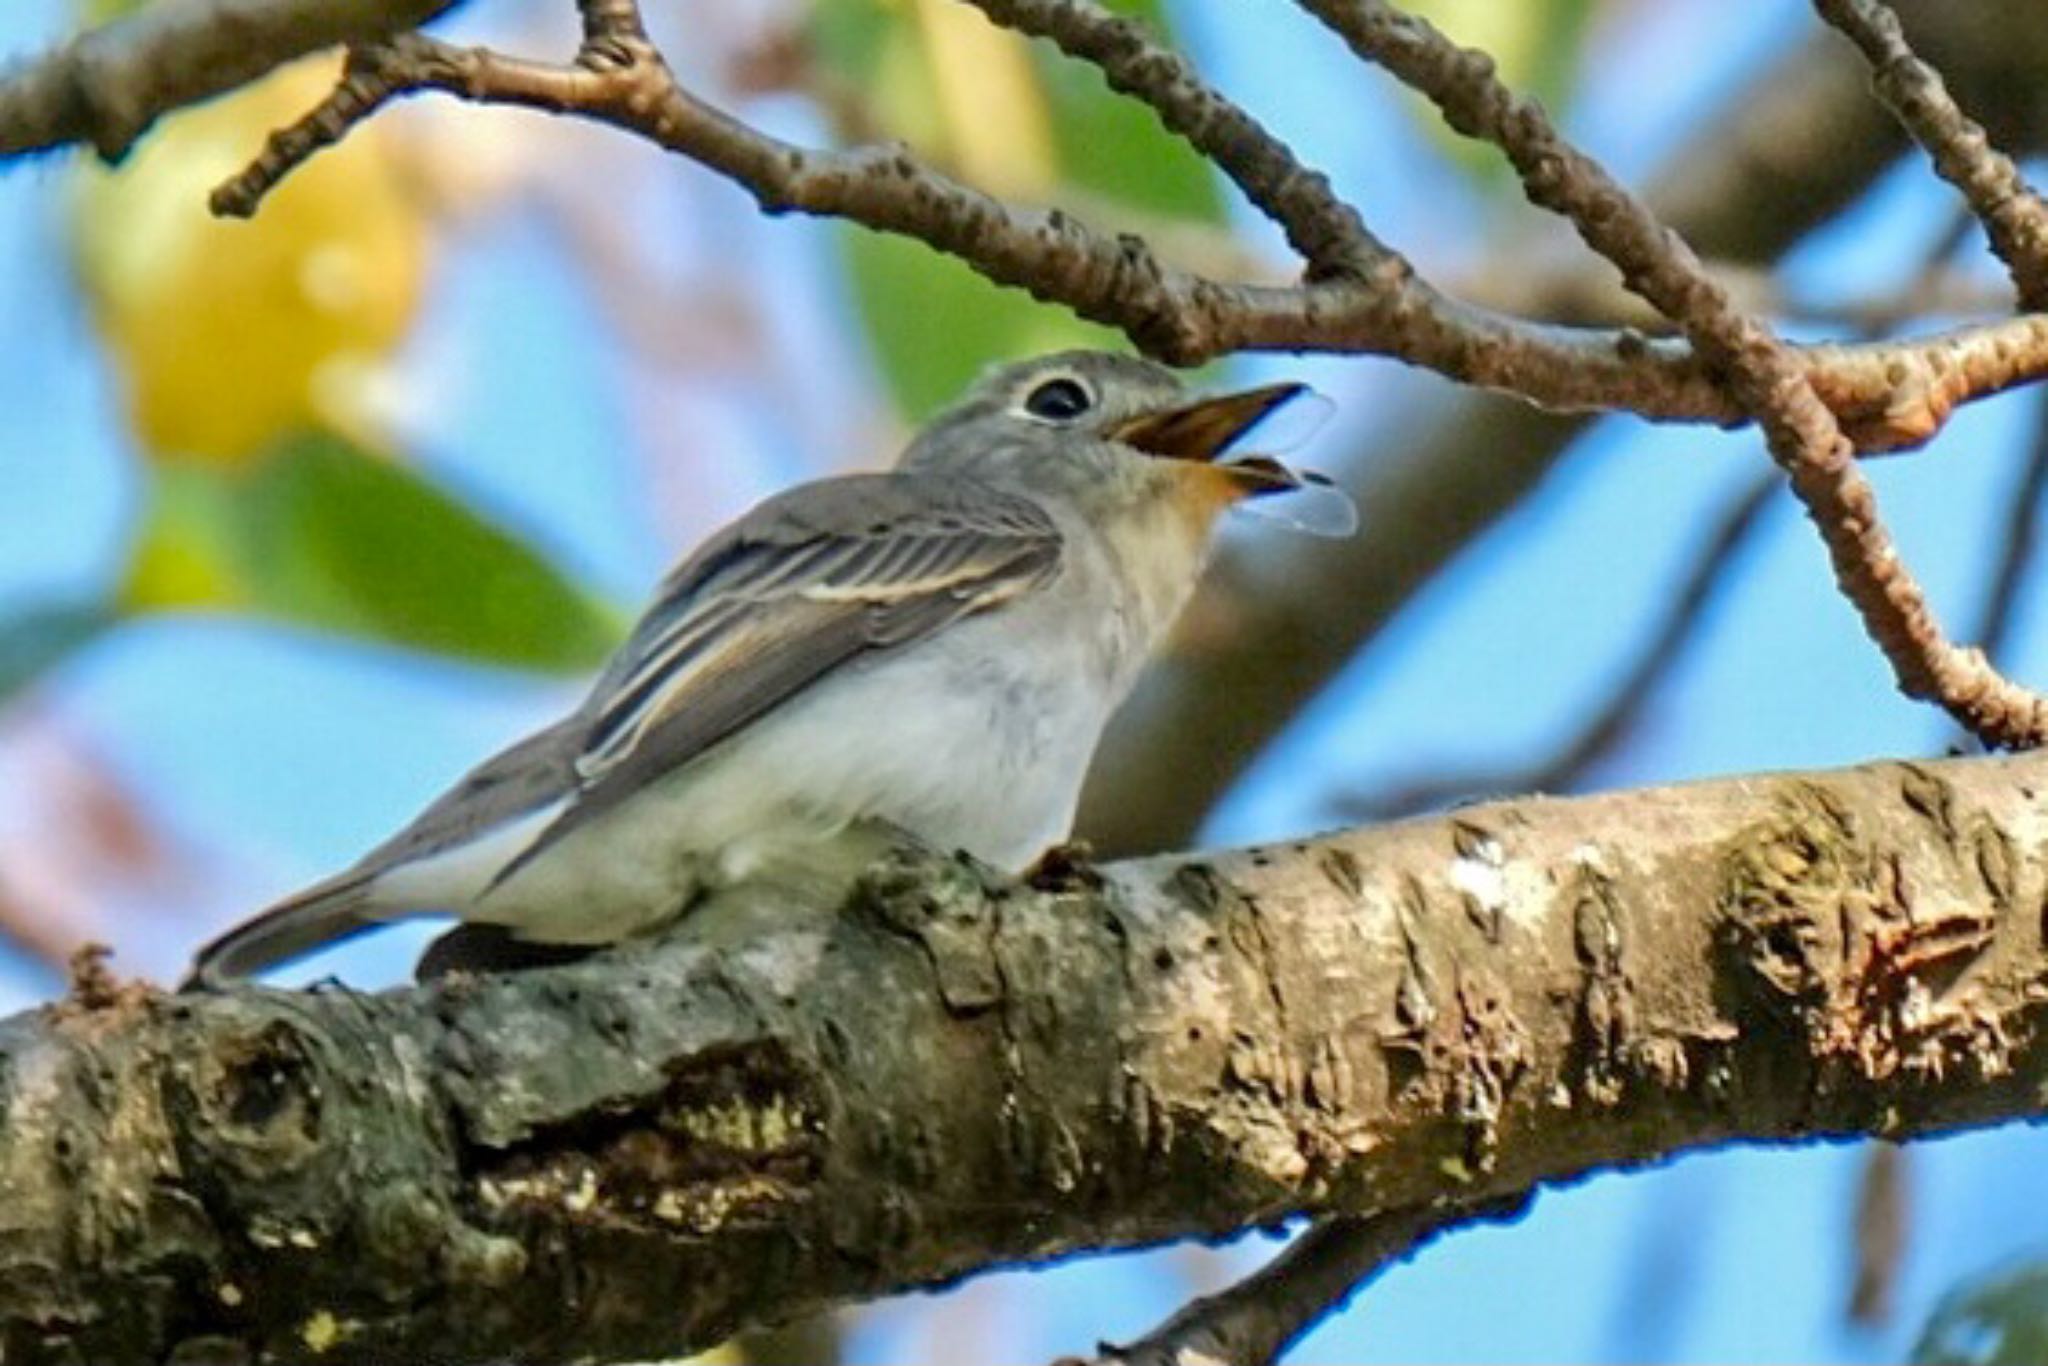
[4,749,2048,1364]
[0,0,460,160]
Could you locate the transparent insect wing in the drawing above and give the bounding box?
[1231,472,1359,538]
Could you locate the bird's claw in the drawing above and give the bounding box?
[1023,840,1103,892]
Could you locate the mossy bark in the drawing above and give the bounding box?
[5,751,2048,1364]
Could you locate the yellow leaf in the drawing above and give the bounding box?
[911,0,1058,197]
[73,55,429,467]
[1405,0,1548,86]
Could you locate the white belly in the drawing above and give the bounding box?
[367,603,1116,944]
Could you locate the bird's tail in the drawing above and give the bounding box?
[182,875,378,990]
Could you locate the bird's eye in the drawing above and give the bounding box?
[1022,377,1094,422]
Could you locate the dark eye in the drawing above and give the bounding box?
[1023,377,1093,421]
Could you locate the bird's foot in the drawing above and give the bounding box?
[1022,839,1103,893]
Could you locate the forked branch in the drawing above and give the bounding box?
[175,0,2048,457]
[1301,0,2048,746]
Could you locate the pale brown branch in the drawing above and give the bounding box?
[955,0,1377,273]
[1814,0,2048,309]
[1300,0,2048,748]
[1080,17,1994,858]
[1847,1141,1910,1327]
[1348,217,1992,823]
[194,7,2048,456]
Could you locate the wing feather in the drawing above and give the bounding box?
[490,472,1063,885]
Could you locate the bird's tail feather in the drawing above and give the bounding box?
[182,875,378,990]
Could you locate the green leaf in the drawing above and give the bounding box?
[842,230,1126,419]
[76,0,151,26]
[1401,0,1595,182]
[124,431,621,673]
[0,601,117,705]
[1032,0,1222,222]
[813,0,1224,417]
[1916,1259,2048,1364]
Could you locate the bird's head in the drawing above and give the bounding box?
[895,351,1321,517]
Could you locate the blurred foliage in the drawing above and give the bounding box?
[1402,0,1595,180]
[812,0,1222,417]
[78,0,145,23]
[73,55,427,466]
[24,43,620,687]
[123,431,620,672]
[0,602,118,706]
[1915,1259,2048,1365]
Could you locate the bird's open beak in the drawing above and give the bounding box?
[1110,382,1309,468]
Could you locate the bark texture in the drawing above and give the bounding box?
[5,750,2048,1365]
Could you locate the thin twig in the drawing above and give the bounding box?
[1341,472,1780,823]
[1355,211,1983,822]
[1974,396,2048,665]
[1813,0,2048,309]
[1847,1141,1910,1328]
[1300,0,2048,747]
[955,0,1375,273]
[1072,1199,1528,1366]
[1081,15,2003,860]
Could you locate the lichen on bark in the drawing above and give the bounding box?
[4,751,2048,1364]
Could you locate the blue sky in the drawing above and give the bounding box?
[4,0,2047,1361]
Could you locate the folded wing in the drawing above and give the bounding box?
[499,472,1064,879]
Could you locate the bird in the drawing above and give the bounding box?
[184,350,1338,987]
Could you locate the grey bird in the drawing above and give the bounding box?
[185,351,1339,986]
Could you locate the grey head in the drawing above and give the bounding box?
[895,350,1310,504]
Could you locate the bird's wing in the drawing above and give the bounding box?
[491,472,1064,881]
[353,717,585,871]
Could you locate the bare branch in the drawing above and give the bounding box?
[1975,396,2048,665]
[1814,0,2048,308]
[1299,0,2048,747]
[181,0,2048,452]
[955,0,1376,272]
[1350,213,1989,824]
[1847,1141,1910,1327]
[0,0,460,160]
[1077,1201,1524,1366]
[1081,17,1997,858]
